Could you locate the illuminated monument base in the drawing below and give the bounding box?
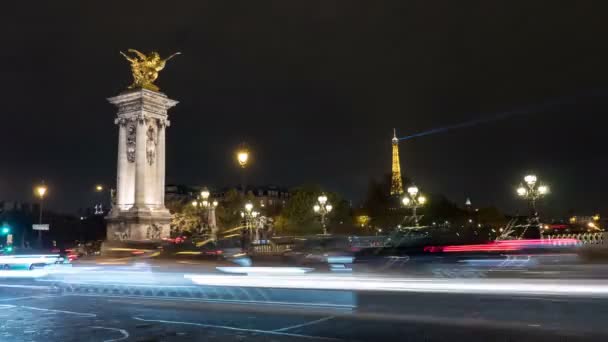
[105,88,177,242]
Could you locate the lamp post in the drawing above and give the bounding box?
[401,185,427,227]
[236,144,250,196]
[200,187,219,240]
[240,202,259,243]
[313,193,333,235]
[94,184,105,215]
[192,187,219,239]
[516,174,549,223]
[35,183,48,247]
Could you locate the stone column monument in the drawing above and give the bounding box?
[105,49,180,242]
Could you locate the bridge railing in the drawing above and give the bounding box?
[543,232,606,245]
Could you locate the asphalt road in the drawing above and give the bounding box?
[1,265,607,341]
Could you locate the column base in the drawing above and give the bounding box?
[106,207,171,242]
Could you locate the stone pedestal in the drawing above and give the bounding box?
[105,89,177,242]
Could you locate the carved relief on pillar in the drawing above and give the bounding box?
[113,221,131,241]
[146,223,162,240]
[126,122,137,162]
[146,124,158,165]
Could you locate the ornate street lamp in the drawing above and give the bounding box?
[236,144,250,195]
[516,174,549,223]
[93,184,106,215]
[313,193,333,235]
[402,185,427,227]
[241,201,260,242]
[192,187,220,240]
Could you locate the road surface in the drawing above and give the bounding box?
[0,261,607,341]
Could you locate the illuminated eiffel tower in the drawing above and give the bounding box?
[390,128,404,196]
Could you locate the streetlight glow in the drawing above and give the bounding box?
[516,174,549,224]
[402,184,426,227]
[36,185,48,198]
[191,200,198,207]
[517,186,527,197]
[245,202,253,212]
[313,193,332,234]
[35,182,48,247]
[524,174,537,186]
[236,148,249,168]
[201,188,210,200]
[95,185,103,192]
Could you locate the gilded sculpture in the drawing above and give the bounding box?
[120,49,181,92]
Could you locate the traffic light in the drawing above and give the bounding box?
[4,246,12,253]
[0,226,9,235]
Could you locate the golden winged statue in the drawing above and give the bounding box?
[120,49,181,92]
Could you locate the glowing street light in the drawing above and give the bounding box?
[402,184,426,227]
[313,193,333,235]
[35,182,48,247]
[36,185,47,199]
[92,184,107,215]
[192,187,219,240]
[236,144,251,196]
[241,202,260,242]
[201,187,210,200]
[516,186,527,197]
[236,147,249,168]
[516,174,549,223]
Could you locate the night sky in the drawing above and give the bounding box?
[1,1,607,216]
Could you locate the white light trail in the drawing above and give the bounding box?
[0,270,49,278]
[185,274,608,297]
[215,267,314,275]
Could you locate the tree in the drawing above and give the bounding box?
[362,174,407,230]
[216,188,255,231]
[419,194,465,225]
[274,185,352,235]
[275,184,322,235]
[477,207,507,227]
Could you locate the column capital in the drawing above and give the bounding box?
[114,117,128,126]
[157,118,171,128]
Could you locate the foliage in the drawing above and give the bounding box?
[419,194,465,225]
[166,198,205,236]
[274,184,322,235]
[274,184,352,235]
[362,175,407,230]
[476,207,508,227]
[215,188,255,231]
